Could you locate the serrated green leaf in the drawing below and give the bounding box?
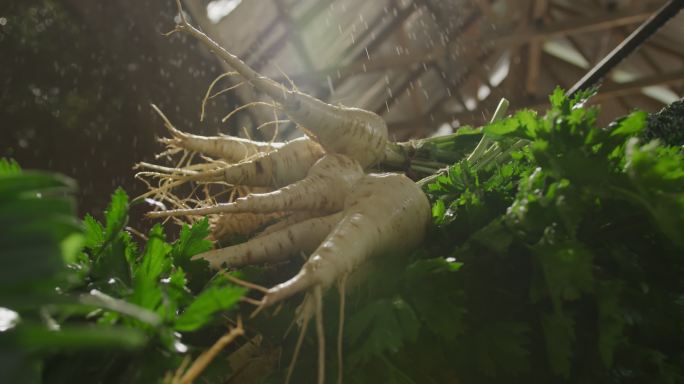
[160,268,192,322]
[60,233,85,264]
[516,109,539,138]
[171,218,213,263]
[0,158,21,175]
[542,312,574,378]
[90,230,135,287]
[170,219,214,291]
[468,322,530,377]
[470,219,513,254]
[483,117,521,138]
[534,241,594,308]
[611,110,647,137]
[103,188,128,242]
[623,139,684,248]
[174,284,244,332]
[625,138,684,191]
[126,225,172,314]
[549,86,565,108]
[136,224,172,282]
[83,214,104,250]
[404,258,465,341]
[347,297,419,364]
[168,268,188,299]
[596,281,624,368]
[130,276,163,314]
[405,257,462,278]
[431,199,446,222]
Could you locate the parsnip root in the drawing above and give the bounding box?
[255,173,430,308]
[142,3,435,383]
[148,154,363,218]
[197,212,343,269]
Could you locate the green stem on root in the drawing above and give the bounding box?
[417,98,510,187]
[467,98,510,163]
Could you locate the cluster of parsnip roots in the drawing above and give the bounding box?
[136,3,431,383]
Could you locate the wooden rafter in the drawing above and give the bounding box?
[318,0,418,100]
[597,69,684,98]
[184,0,682,139]
[247,0,331,71]
[274,0,315,72]
[388,64,684,132]
[526,0,548,95]
[276,4,660,84]
[378,4,481,117]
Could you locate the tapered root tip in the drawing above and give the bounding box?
[255,269,314,312]
[146,211,167,219]
[150,104,187,139]
[249,301,267,319]
[146,209,192,219]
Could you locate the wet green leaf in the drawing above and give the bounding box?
[174,284,245,332]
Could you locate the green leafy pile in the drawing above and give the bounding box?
[3,90,683,384]
[0,159,146,383]
[312,90,684,383]
[0,163,245,384]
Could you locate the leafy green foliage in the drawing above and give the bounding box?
[175,284,245,332]
[4,92,683,384]
[465,321,531,377]
[409,89,684,383]
[327,91,684,383]
[0,161,147,384]
[80,190,245,337]
[1,167,244,383]
[346,297,420,364]
[402,258,465,341]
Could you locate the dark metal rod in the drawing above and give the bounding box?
[566,0,684,98]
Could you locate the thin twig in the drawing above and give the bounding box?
[286,298,312,384]
[337,274,348,384]
[314,286,325,384]
[222,272,269,293]
[177,318,244,384]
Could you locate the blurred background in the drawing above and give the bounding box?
[2,0,683,217]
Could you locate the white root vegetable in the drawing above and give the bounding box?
[256,173,431,307]
[160,129,280,163]
[170,5,388,167]
[152,103,279,162]
[210,212,284,242]
[178,137,325,187]
[142,4,436,383]
[255,211,328,238]
[197,212,343,269]
[147,154,363,218]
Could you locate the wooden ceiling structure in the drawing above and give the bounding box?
[182,0,684,141]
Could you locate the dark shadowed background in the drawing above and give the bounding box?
[1,0,236,223]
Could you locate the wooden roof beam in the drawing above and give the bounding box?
[321,0,418,99]
[378,5,481,116]
[276,4,660,84]
[551,1,684,59]
[247,0,332,71]
[388,67,684,131]
[274,0,315,71]
[526,0,548,95]
[597,69,684,99]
